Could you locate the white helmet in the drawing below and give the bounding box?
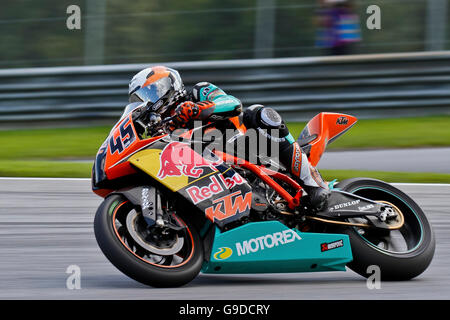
[128,66,186,114]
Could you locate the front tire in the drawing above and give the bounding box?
[335,178,435,280]
[94,194,204,287]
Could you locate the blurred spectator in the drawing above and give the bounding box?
[315,0,361,55]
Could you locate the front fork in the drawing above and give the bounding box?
[112,186,185,231]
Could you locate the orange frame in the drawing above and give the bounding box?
[214,150,303,210]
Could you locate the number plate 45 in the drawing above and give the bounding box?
[109,117,136,155]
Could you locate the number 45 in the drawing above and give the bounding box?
[109,119,136,155]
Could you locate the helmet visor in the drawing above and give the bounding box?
[130,76,172,104]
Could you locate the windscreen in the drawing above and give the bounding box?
[130,77,172,103]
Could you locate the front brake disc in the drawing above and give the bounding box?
[126,211,184,255]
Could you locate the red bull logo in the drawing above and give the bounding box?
[186,175,224,205]
[157,142,221,179]
[219,173,245,189]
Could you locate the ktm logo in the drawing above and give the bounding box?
[205,191,252,222]
[336,116,349,125]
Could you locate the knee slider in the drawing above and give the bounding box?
[259,107,283,129]
[243,104,263,129]
[244,105,284,130]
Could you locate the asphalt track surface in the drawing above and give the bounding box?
[0,178,449,300]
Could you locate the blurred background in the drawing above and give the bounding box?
[0,0,449,181]
[1,0,449,67]
[1,1,450,301]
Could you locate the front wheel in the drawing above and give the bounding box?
[335,178,435,280]
[94,194,204,287]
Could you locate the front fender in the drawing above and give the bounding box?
[110,185,158,226]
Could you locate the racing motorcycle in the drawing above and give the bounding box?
[92,102,435,287]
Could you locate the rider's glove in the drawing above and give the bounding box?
[171,101,216,129]
[173,101,200,127]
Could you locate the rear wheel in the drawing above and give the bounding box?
[335,178,435,280]
[94,194,203,287]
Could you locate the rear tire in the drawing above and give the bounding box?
[335,178,435,280]
[94,194,204,287]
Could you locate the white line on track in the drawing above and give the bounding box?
[392,183,450,187]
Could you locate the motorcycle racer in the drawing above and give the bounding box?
[128,66,330,210]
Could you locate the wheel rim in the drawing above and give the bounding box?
[125,210,185,255]
[347,186,424,255]
[111,200,195,268]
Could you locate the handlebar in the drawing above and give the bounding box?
[161,115,175,124]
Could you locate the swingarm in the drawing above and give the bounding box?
[313,190,402,230]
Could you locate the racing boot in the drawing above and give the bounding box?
[281,141,331,211]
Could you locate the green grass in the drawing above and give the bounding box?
[1,116,450,162]
[0,160,93,178]
[0,160,448,183]
[321,170,450,184]
[287,115,450,149]
[1,115,449,179]
[0,126,110,160]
